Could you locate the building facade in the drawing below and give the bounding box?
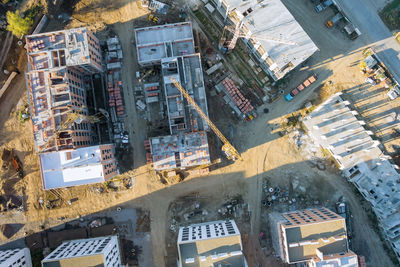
[41,236,121,267]
[0,248,32,267]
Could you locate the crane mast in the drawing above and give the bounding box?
[170,77,242,161]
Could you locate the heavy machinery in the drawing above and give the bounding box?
[170,77,242,161]
[219,25,298,52]
[148,14,159,24]
[2,149,23,178]
[39,106,104,153]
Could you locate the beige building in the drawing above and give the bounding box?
[276,207,358,266]
[177,220,248,267]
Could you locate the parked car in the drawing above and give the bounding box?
[315,0,333,12]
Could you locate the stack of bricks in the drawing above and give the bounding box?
[222,78,254,115]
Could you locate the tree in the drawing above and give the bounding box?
[6,10,33,37]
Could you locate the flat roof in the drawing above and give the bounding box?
[281,208,347,263]
[178,220,246,267]
[161,54,209,134]
[26,27,91,70]
[222,0,318,79]
[150,132,210,171]
[311,251,358,267]
[135,22,195,64]
[39,145,110,189]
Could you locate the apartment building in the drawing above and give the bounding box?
[135,23,211,171]
[26,27,103,73]
[39,144,119,190]
[209,0,318,81]
[177,220,248,267]
[273,207,357,266]
[41,236,121,267]
[135,22,195,66]
[26,67,92,152]
[0,248,32,267]
[303,92,400,261]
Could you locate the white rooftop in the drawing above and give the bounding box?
[221,0,318,79]
[40,145,108,189]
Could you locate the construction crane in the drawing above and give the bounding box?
[170,77,242,161]
[220,25,298,51]
[39,106,103,153]
[138,68,154,83]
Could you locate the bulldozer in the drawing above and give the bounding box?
[1,149,23,178]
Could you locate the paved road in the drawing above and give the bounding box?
[337,0,400,82]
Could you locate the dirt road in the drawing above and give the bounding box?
[0,1,395,266]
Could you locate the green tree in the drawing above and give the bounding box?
[6,10,33,37]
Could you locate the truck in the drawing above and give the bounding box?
[325,13,343,28]
[284,74,317,101]
[343,23,361,40]
[315,0,333,12]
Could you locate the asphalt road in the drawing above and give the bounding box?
[337,0,400,82]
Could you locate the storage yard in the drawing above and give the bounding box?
[0,0,399,266]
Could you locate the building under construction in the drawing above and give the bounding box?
[25,28,119,189]
[135,23,211,171]
[39,144,119,190]
[209,0,318,81]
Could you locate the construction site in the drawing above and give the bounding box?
[0,0,399,266]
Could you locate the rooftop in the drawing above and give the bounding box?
[150,132,210,171]
[26,67,83,152]
[177,220,246,267]
[161,54,209,134]
[281,208,348,263]
[135,22,195,64]
[221,0,318,79]
[310,251,358,267]
[26,27,92,70]
[39,145,115,189]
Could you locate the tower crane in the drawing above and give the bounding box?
[220,25,298,51]
[169,77,242,161]
[39,106,103,153]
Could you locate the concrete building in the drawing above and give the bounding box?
[39,144,119,190]
[41,236,121,267]
[209,0,318,81]
[274,207,357,266]
[161,54,209,134]
[25,27,103,153]
[177,220,248,267]
[134,22,195,66]
[26,27,103,73]
[303,93,400,261]
[26,67,93,152]
[136,22,211,171]
[308,250,358,267]
[149,132,210,171]
[0,248,32,267]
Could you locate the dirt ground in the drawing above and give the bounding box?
[0,0,398,266]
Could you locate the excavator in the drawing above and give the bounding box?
[170,77,242,161]
[1,149,23,178]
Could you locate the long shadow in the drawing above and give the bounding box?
[0,160,395,266]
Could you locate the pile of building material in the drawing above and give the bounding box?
[144,82,160,104]
[216,77,256,121]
